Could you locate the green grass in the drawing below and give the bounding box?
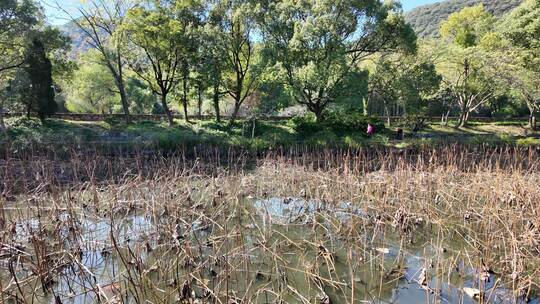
[1,117,539,153]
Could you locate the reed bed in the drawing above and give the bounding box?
[0,145,539,303]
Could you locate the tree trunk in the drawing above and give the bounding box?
[442,110,450,125]
[458,97,469,127]
[458,111,469,128]
[182,98,189,123]
[116,47,131,124]
[530,112,537,130]
[309,101,324,122]
[458,113,465,128]
[182,70,189,123]
[197,87,202,120]
[0,105,6,134]
[228,102,241,127]
[117,82,130,123]
[160,94,174,126]
[384,104,390,127]
[107,61,130,124]
[213,84,221,123]
[181,92,189,123]
[362,97,368,116]
[313,108,324,122]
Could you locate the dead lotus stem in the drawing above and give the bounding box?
[1,146,539,302]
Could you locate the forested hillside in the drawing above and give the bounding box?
[405,0,522,38]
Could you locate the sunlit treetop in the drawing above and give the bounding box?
[439,4,494,48]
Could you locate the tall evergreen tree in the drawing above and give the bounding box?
[26,39,57,120]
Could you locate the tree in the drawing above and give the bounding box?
[439,5,498,127]
[66,53,155,115]
[126,77,154,114]
[191,54,210,119]
[259,0,416,121]
[1,1,69,127]
[0,0,38,74]
[440,4,494,48]
[59,0,134,123]
[123,2,190,126]
[65,51,118,114]
[501,0,540,128]
[506,67,540,128]
[0,0,39,132]
[174,0,205,122]
[199,18,227,122]
[256,65,294,115]
[25,39,57,120]
[209,0,261,126]
[368,51,441,125]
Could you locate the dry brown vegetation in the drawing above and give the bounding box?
[0,146,539,303]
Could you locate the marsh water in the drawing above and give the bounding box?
[1,196,536,304]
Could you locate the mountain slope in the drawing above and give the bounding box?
[405,0,523,38]
[59,21,93,57]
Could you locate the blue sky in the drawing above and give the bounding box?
[41,0,441,25]
[401,0,440,11]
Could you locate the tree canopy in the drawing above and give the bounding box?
[259,0,416,121]
[2,0,540,132]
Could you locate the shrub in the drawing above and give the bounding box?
[289,114,323,135]
[304,129,339,147]
[322,111,385,135]
[104,116,122,127]
[290,111,385,136]
[152,102,166,115]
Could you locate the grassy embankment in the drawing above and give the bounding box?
[1,116,539,152]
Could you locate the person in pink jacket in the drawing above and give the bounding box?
[367,124,374,137]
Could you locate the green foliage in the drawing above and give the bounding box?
[122,0,204,123]
[3,0,536,136]
[290,111,385,136]
[207,0,261,124]
[256,65,294,114]
[405,0,522,38]
[503,0,540,72]
[323,111,385,135]
[434,5,504,126]
[0,0,70,126]
[499,0,540,126]
[152,102,166,115]
[66,51,118,114]
[4,116,540,153]
[503,1,540,70]
[368,49,441,117]
[0,0,39,76]
[333,70,369,111]
[289,115,323,136]
[123,4,186,94]
[67,52,155,115]
[26,39,57,119]
[440,4,493,48]
[5,116,101,151]
[38,26,74,80]
[259,0,416,120]
[126,77,154,114]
